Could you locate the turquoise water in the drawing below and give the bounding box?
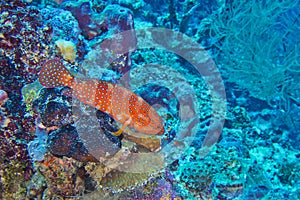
[0,0,299,199]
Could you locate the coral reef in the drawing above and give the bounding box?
[170,143,246,199]
[0,159,33,199]
[32,87,122,162]
[1,0,299,199]
[66,2,137,85]
[63,1,104,40]
[40,6,88,62]
[35,153,85,198]
[40,7,80,43]
[28,83,167,197]
[0,0,52,84]
[0,0,52,137]
[0,1,53,198]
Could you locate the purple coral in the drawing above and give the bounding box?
[0,2,53,198]
[65,3,137,82]
[0,0,52,84]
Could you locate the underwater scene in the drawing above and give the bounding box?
[0,0,300,199]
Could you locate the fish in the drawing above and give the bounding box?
[38,59,164,136]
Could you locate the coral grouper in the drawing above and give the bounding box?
[38,59,164,136]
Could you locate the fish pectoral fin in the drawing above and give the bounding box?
[111,127,124,137]
[111,118,132,137]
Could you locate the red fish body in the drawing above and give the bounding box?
[39,59,164,135]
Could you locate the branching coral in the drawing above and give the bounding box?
[198,0,300,108]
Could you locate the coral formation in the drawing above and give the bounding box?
[0,0,52,84]
[55,39,77,63]
[32,87,122,162]
[68,2,137,85]
[47,125,98,162]
[27,127,48,162]
[0,2,52,197]
[63,1,104,40]
[1,0,299,199]
[35,153,85,198]
[33,87,73,127]
[197,0,300,105]
[40,6,88,62]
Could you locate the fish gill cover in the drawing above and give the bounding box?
[0,0,299,199]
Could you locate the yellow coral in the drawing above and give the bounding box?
[55,39,76,63]
[21,80,43,116]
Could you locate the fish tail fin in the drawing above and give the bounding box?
[39,59,74,88]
